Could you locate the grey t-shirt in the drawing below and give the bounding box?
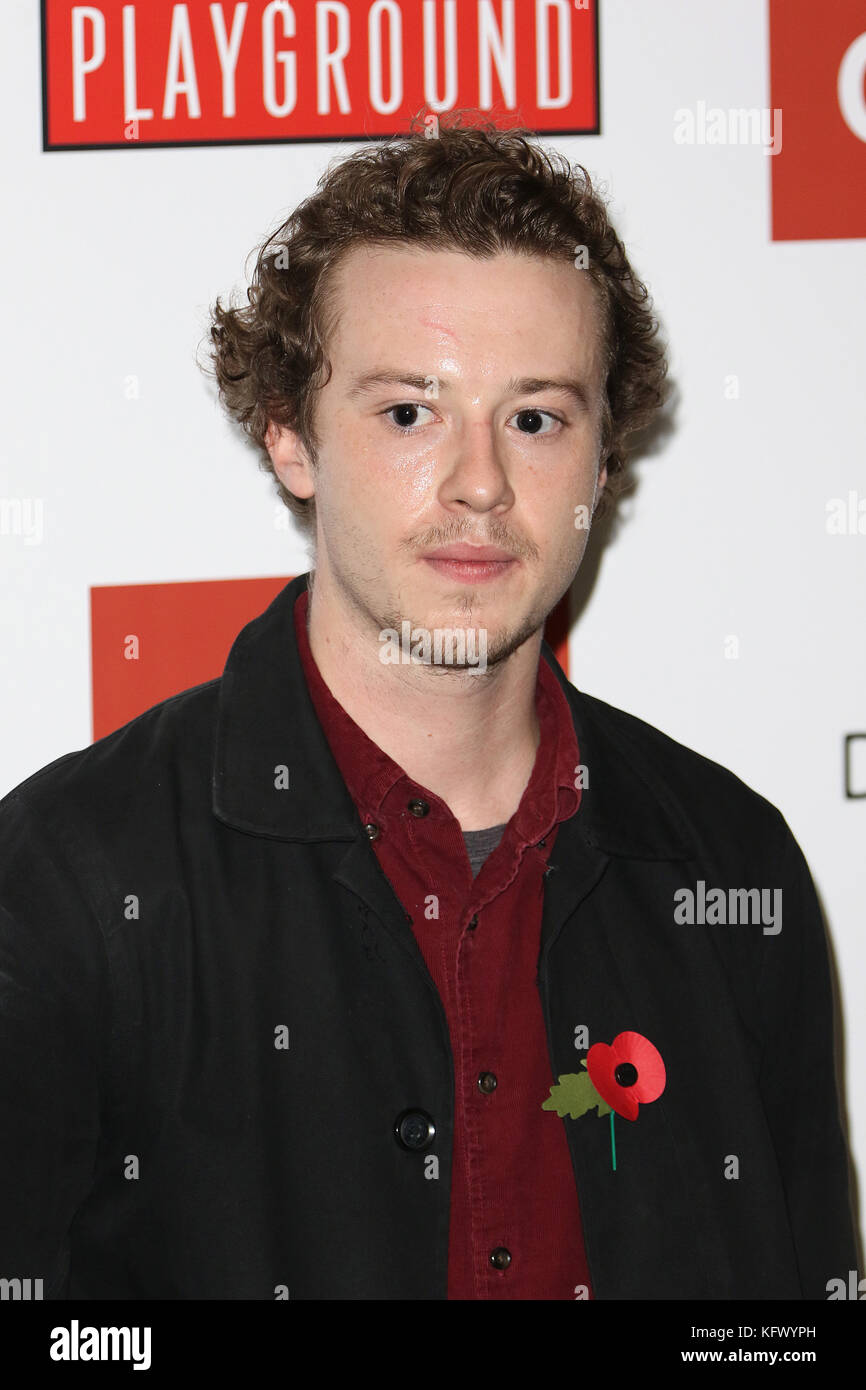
[462,823,508,879]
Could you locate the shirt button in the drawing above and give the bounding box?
[365,823,380,840]
[478,1071,498,1094]
[490,1247,512,1270]
[394,1109,436,1151]
[408,798,430,817]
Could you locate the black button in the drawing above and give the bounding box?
[478,1072,498,1094]
[468,915,478,930]
[614,1062,638,1087]
[408,799,430,818]
[365,823,380,840]
[490,1247,512,1270]
[394,1109,436,1151]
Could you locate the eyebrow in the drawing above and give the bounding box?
[345,369,592,410]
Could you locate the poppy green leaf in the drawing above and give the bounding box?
[542,1070,612,1120]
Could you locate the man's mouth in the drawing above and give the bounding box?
[421,543,519,583]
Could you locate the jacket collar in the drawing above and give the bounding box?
[212,574,697,860]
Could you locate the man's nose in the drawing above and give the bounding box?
[436,422,516,514]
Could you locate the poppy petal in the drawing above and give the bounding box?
[586,1042,640,1120]
[611,1031,666,1104]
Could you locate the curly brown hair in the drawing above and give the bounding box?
[207,111,668,534]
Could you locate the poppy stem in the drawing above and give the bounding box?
[610,1110,616,1171]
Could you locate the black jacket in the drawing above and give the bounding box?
[0,575,857,1299]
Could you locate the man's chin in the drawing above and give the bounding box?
[376,606,543,673]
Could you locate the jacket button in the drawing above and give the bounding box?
[408,798,430,817]
[490,1247,512,1270]
[365,823,380,840]
[394,1109,436,1151]
[478,1071,498,1094]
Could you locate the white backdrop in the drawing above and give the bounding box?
[2,0,863,1256]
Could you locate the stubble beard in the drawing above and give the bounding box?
[377,585,549,673]
[386,519,551,670]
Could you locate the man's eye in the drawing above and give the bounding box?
[383,403,435,433]
[511,409,563,435]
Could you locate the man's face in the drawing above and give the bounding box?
[267,243,607,668]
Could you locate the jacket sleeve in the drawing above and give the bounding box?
[0,791,107,1298]
[755,811,860,1298]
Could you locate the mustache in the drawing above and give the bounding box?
[403,520,539,562]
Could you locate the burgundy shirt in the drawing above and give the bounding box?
[294,590,594,1300]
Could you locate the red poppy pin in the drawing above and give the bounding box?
[542,1031,666,1170]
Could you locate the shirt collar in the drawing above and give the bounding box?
[212,574,697,859]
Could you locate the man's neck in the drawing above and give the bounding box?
[305,581,542,832]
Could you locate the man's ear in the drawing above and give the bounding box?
[264,421,316,501]
[593,457,608,512]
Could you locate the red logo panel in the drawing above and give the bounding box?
[43,0,599,150]
[91,576,571,740]
[770,0,866,240]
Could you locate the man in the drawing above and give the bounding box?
[0,117,858,1300]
